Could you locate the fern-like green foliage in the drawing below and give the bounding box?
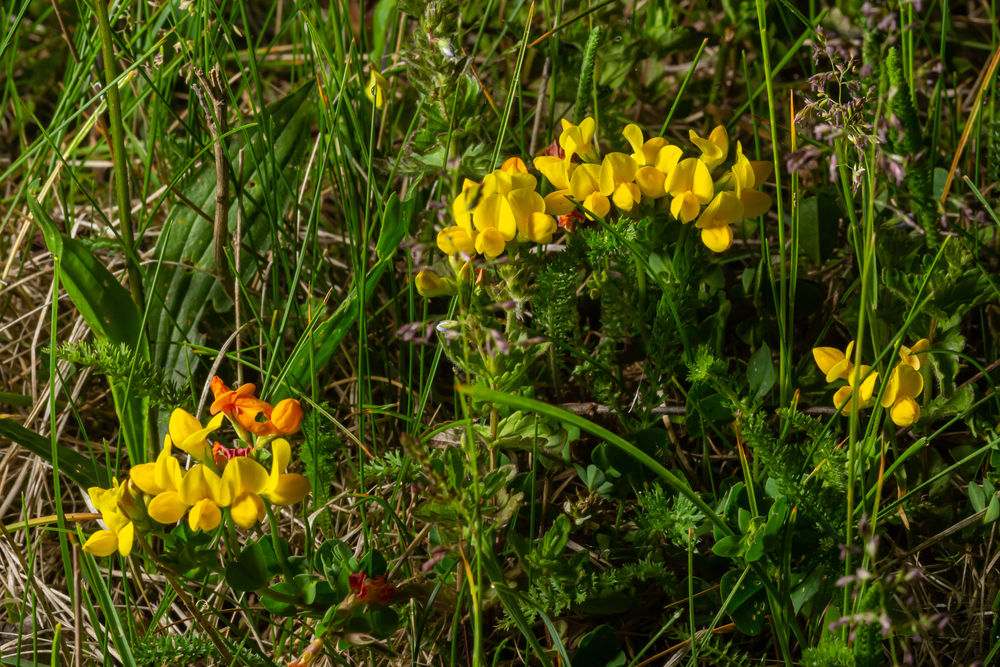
[301,404,340,534]
[133,634,271,667]
[854,587,885,667]
[54,339,189,410]
[535,251,580,347]
[574,27,602,124]
[886,47,934,245]
[635,484,704,548]
[803,638,856,667]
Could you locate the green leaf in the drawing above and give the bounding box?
[371,0,397,60]
[77,528,139,667]
[0,418,107,489]
[29,195,148,465]
[712,534,743,558]
[148,83,315,386]
[720,569,767,636]
[969,482,986,513]
[986,495,999,524]
[574,625,623,667]
[799,195,839,264]
[748,342,776,400]
[260,582,298,616]
[275,193,409,400]
[225,540,269,592]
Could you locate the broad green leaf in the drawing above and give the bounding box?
[986,495,1000,524]
[0,418,107,489]
[720,569,767,636]
[712,534,743,558]
[969,482,986,513]
[29,196,148,465]
[371,0,398,60]
[747,342,775,400]
[148,83,315,385]
[574,625,624,667]
[275,193,409,400]
[799,195,839,264]
[225,540,269,592]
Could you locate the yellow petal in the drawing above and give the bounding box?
[599,153,639,197]
[741,188,773,218]
[640,138,668,167]
[266,473,312,506]
[612,183,638,211]
[812,347,846,376]
[635,166,666,198]
[155,448,184,493]
[365,69,389,109]
[117,521,134,557]
[833,386,853,415]
[900,339,930,370]
[82,530,118,557]
[622,124,645,154]
[827,358,852,383]
[582,193,610,220]
[189,497,221,532]
[501,157,528,174]
[691,160,715,204]
[475,227,506,259]
[700,224,734,252]
[534,156,573,190]
[852,365,878,402]
[880,366,900,408]
[895,364,924,399]
[510,173,538,192]
[543,190,575,216]
[671,192,701,224]
[508,189,546,238]
[524,212,557,244]
[437,226,477,256]
[715,192,744,224]
[231,492,266,529]
[148,491,188,524]
[130,463,163,496]
[179,465,225,506]
[890,396,920,427]
[570,163,601,200]
[689,127,726,171]
[176,412,224,460]
[223,456,270,498]
[168,409,203,451]
[751,161,773,187]
[578,117,596,146]
[655,145,683,177]
[415,270,455,298]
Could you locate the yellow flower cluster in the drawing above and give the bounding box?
[812,339,929,426]
[82,379,310,558]
[416,118,775,297]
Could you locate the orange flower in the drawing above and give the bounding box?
[209,377,303,436]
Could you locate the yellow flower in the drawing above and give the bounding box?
[899,339,930,371]
[452,179,481,233]
[599,153,641,212]
[415,270,455,298]
[437,226,478,256]
[726,142,773,218]
[131,438,187,524]
[167,409,224,461]
[82,480,135,557]
[365,68,390,110]
[501,157,528,174]
[569,164,611,220]
[534,156,576,216]
[833,364,878,416]
[812,342,856,383]
[622,124,669,167]
[695,192,744,253]
[507,189,558,243]
[689,125,729,172]
[471,169,538,259]
[217,440,311,529]
[634,144,683,199]
[880,364,923,427]
[559,117,599,163]
[666,158,714,223]
[178,464,226,531]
